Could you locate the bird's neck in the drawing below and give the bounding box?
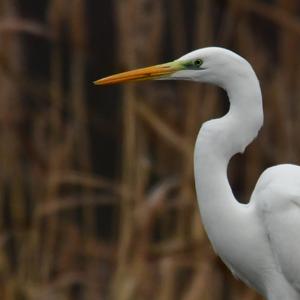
[194,72,263,246]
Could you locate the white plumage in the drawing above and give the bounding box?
[189,48,300,300]
[95,47,300,300]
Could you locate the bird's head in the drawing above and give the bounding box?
[94,47,252,88]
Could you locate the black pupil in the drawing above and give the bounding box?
[194,60,201,66]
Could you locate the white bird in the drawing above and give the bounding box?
[94,47,300,300]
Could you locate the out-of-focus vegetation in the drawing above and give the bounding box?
[0,0,299,299]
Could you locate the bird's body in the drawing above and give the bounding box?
[95,47,300,300]
[251,164,300,298]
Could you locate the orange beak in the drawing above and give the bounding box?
[94,61,182,85]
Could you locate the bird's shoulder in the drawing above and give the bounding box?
[251,164,300,211]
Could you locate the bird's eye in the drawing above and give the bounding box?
[194,59,203,67]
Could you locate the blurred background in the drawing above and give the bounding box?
[0,0,300,299]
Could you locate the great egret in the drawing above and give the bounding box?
[94,47,300,300]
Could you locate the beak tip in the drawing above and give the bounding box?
[93,79,102,85]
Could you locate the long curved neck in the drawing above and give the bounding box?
[194,69,263,247]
